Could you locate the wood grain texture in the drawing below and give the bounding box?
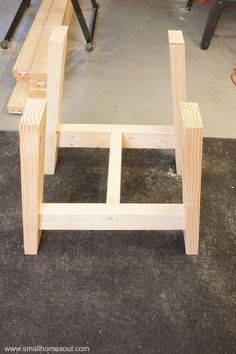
[106,131,122,204]
[122,132,174,149]
[19,99,46,255]
[29,87,47,99]
[7,81,29,114]
[168,30,184,44]
[63,0,73,26]
[58,124,174,133]
[40,203,185,230]
[44,26,68,174]
[181,102,203,255]
[168,30,186,175]
[58,124,175,149]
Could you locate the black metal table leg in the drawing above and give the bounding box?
[1,0,31,49]
[89,0,99,40]
[186,0,194,11]
[200,0,227,50]
[71,0,99,51]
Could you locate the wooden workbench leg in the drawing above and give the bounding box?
[19,99,46,255]
[44,26,68,174]
[168,31,186,175]
[181,103,203,255]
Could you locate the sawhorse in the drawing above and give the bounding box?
[1,0,99,51]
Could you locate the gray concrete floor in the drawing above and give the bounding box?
[0,0,236,137]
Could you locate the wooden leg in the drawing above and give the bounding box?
[19,99,46,255]
[44,26,68,174]
[168,31,186,175]
[106,131,123,204]
[181,103,203,255]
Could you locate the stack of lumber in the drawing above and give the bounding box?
[8,0,73,114]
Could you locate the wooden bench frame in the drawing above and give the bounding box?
[19,28,203,255]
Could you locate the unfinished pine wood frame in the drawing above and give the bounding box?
[19,29,203,255]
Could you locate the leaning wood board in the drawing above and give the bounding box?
[29,0,70,85]
[12,0,54,79]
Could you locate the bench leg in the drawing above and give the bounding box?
[181,103,203,255]
[168,31,186,175]
[19,99,46,255]
[44,27,68,174]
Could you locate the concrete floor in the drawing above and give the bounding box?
[0,0,236,137]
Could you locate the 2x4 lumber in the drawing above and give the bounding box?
[168,30,186,175]
[59,130,110,148]
[30,0,69,84]
[19,99,46,255]
[57,124,175,149]
[12,0,54,79]
[181,102,203,255]
[29,87,47,99]
[40,203,185,231]
[106,132,123,204]
[7,81,29,114]
[58,123,175,133]
[44,26,68,175]
[123,132,174,149]
[63,0,73,26]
